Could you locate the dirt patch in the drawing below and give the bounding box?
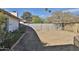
[36,30,78,46]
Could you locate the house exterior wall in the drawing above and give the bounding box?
[6,15,19,32]
[0,11,20,32]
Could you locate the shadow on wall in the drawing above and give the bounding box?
[11,25,79,51]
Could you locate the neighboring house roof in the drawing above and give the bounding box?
[0,9,21,21]
[48,12,79,23]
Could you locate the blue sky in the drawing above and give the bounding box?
[4,8,79,18]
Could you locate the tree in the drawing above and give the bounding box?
[0,13,7,33]
[43,19,49,23]
[51,11,74,22]
[32,16,43,23]
[0,13,7,25]
[48,11,74,29]
[0,13,8,48]
[21,12,32,23]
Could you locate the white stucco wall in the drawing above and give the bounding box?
[7,16,19,32]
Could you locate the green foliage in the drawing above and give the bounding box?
[0,13,7,25]
[0,13,8,48]
[43,19,49,23]
[32,16,43,23]
[21,12,32,22]
[0,25,26,49]
[0,13,7,32]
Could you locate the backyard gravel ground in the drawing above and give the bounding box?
[11,26,79,51]
[36,30,78,46]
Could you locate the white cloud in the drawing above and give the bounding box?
[63,9,79,13]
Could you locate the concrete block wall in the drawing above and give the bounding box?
[22,23,62,31]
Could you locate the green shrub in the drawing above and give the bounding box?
[0,25,26,49]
